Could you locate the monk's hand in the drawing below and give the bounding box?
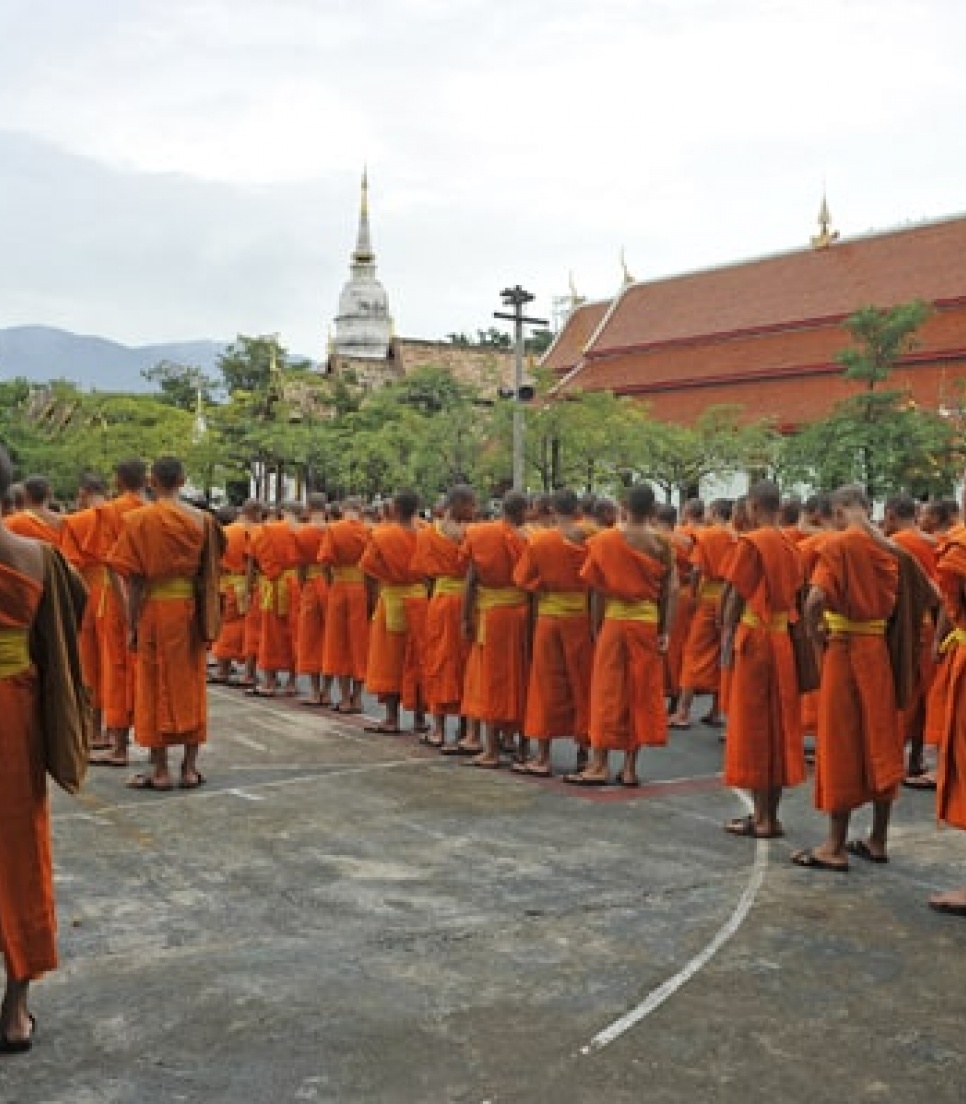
[127,628,138,653]
[656,632,670,654]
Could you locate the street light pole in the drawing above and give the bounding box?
[494,285,547,492]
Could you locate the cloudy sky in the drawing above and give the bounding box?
[1,0,963,357]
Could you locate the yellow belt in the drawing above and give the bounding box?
[604,598,659,623]
[304,565,324,579]
[220,572,249,614]
[433,576,465,598]
[260,569,298,616]
[331,565,364,583]
[475,585,527,643]
[379,583,426,634]
[538,591,586,617]
[824,612,887,636]
[940,629,966,654]
[147,577,194,600]
[699,580,724,600]
[741,610,789,631]
[0,628,31,678]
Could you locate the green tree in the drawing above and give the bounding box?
[142,360,218,411]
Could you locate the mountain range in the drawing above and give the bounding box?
[0,325,230,391]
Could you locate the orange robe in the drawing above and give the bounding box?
[109,503,208,749]
[798,530,832,734]
[60,508,108,709]
[0,565,57,982]
[361,524,426,707]
[580,528,669,752]
[679,525,736,693]
[893,528,939,748]
[514,529,592,741]
[211,521,251,663]
[411,523,469,716]
[243,522,263,665]
[723,529,806,790]
[295,524,328,677]
[319,520,370,680]
[82,493,145,729]
[462,520,529,728]
[811,527,901,813]
[935,533,966,827]
[251,521,302,673]
[665,529,695,696]
[781,526,809,546]
[5,510,63,547]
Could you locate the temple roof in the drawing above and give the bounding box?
[539,299,611,376]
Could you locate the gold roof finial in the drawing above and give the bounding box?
[620,247,634,286]
[568,270,586,309]
[811,190,839,249]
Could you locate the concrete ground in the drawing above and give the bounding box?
[4,683,966,1104]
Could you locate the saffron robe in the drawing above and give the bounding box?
[319,520,370,681]
[664,529,695,696]
[243,522,263,665]
[295,524,328,677]
[723,529,806,790]
[5,510,63,547]
[251,521,302,673]
[211,521,251,663]
[580,528,670,752]
[513,528,592,741]
[360,524,427,707]
[797,529,832,734]
[811,527,901,813]
[892,528,939,747]
[411,522,469,715]
[679,525,736,693]
[935,534,966,828]
[82,493,144,729]
[60,507,107,709]
[461,520,529,727]
[109,503,210,749]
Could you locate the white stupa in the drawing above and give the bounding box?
[332,169,393,359]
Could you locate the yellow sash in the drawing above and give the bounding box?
[147,577,194,600]
[0,628,31,678]
[304,566,324,580]
[433,576,465,598]
[741,610,789,631]
[220,572,249,614]
[476,585,527,643]
[331,565,364,584]
[379,583,426,633]
[260,569,298,616]
[824,612,886,636]
[698,580,725,601]
[940,628,966,654]
[538,591,586,617]
[604,598,659,623]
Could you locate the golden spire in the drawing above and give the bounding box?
[620,247,634,286]
[568,270,586,309]
[811,190,839,249]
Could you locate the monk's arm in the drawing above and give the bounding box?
[461,562,478,641]
[658,565,679,654]
[718,583,743,669]
[127,576,145,651]
[364,573,379,619]
[803,584,828,645]
[589,589,605,641]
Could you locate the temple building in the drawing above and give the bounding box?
[324,172,515,394]
[548,205,966,429]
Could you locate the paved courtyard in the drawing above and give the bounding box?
[3,685,966,1103]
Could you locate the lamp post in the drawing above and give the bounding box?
[494,285,547,492]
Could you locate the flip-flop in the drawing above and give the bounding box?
[701,716,726,729]
[299,699,331,708]
[439,744,482,757]
[88,756,129,768]
[126,774,174,792]
[846,839,888,864]
[179,773,207,790]
[928,898,966,917]
[790,848,849,873]
[245,687,276,698]
[562,773,610,787]
[902,774,937,791]
[668,719,692,730]
[467,759,502,770]
[0,1015,35,1055]
[331,704,363,715]
[725,815,783,838]
[619,778,642,789]
[363,724,401,734]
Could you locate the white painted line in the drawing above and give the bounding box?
[227,788,265,802]
[581,792,767,1054]
[228,734,269,753]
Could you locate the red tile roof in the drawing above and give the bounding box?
[539,299,610,376]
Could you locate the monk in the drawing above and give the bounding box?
[295,494,331,707]
[411,486,476,749]
[319,497,370,714]
[566,484,677,786]
[793,485,901,871]
[668,498,735,729]
[250,501,303,697]
[779,496,808,545]
[5,476,63,546]
[655,504,694,714]
[524,494,555,535]
[721,481,806,838]
[84,459,148,767]
[210,505,250,685]
[60,475,109,746]
[360,490,428,734]
[0,444,89,1055]
[513,488,592,777]
[883,493,940,789]
[928,500,966,915]
[109,456,223,790]
[593,498,619,530]
[461,492,530,767]
[240,501,265,688]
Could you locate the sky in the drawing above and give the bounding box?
[1,0,964,359]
